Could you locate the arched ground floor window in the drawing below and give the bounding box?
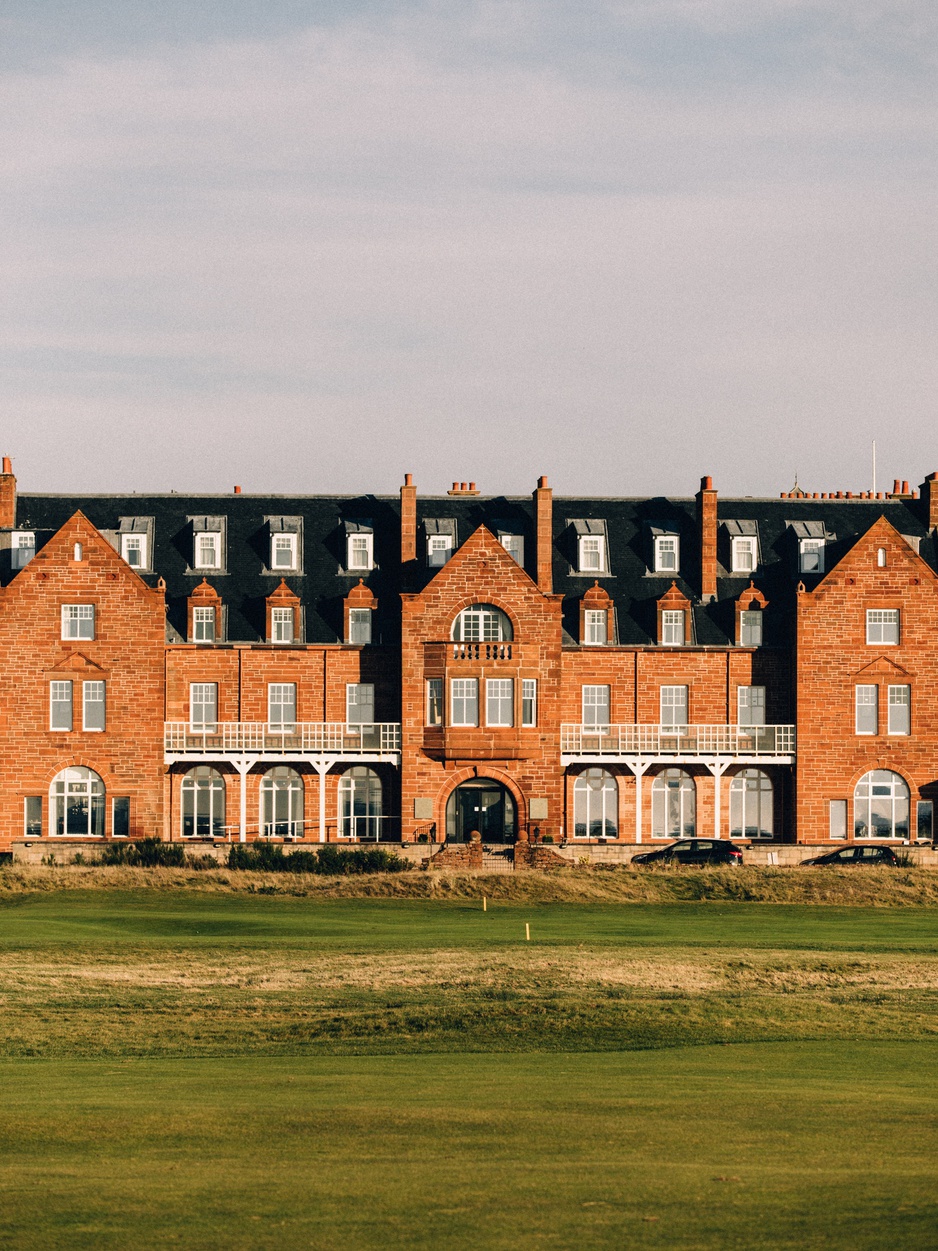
[573,769,618,839]
[181,766,226,838]
[339,767,383,840]
[730,769,774,839]
[260,767,304,839]
[50,767,104,836]
[652,769,696,839]
[854,770,909,839]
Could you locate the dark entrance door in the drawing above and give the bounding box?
[447,780,516,843]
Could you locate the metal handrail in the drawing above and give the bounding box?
[560,723,796,756]
[164,722,402,754]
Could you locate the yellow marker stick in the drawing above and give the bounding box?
[525,922,530,941]
[483,896,487,912]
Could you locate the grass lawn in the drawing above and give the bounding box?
[1,887,937,1247]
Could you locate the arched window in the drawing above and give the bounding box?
[181,766,226,838]
[652,769,696,839]
[730,769,774,839]
[854,770,909,840]
[50,766,104,837]
[573,770,618,839]
[339,767,383,840]
[261,767,304,839]
[452,604,512,643]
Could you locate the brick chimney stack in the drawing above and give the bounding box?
[533,475,553,593]
[696,474,717,602]
[400,473,417,564]
[0,455,15,529]
[920,472,938,530]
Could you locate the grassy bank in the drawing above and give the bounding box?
[5,862,938,905]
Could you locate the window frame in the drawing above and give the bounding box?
[427,534,453,567]
[485,678,514,727]
[578,534,606,574]
[855,684,878,735]
[522,679,537,727]
[426,678,443,726]
[348,607,373,645]
[267,682,297,732]
[581,685,610,728]
[500,534,524,565]
[346,533,374,572]
[660,685,688,728]
[61,604,95,641]
[739,610,763,647]
[799,538,825,573]
[189,682,218,732]
[661,609,684,646]
[82,680,106,732]
[271,532,298,571]
[654,535,680,574]
[192,605,215,643]
[584,608,608,645]
[271,606,294,644]
[12,530,36,570]
[737,685,766,728]
[346,682,376,726]
[120,532,148,569]
[50,680,73,732]
[887,684,910,736]
[194,531,222,570]
[866,608,900,645]
[731,536,757,574]
[450,678,479,727]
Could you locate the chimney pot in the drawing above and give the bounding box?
[537,475,548,489]
[233,485,242,494]
[404,473,413,487]
[902,480,910,495]
[468,482,476,492]
[1,456,11,475]
[701,475,713,491]
[893,479,901,494]
[452,482,459,492]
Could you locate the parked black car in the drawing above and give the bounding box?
[799,845,901,867]
[631,839,744,867]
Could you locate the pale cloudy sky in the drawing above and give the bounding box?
[1,1,936,497]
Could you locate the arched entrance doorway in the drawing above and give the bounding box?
[446,779,517,843]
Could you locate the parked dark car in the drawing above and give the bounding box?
[799,845,901,867]
[631,839,744,867]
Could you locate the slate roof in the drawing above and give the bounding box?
[5,491,935,647]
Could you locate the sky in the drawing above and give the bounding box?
[1,1,936,498]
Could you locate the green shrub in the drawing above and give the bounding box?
[98,838,186,868]
[227,843,408,875]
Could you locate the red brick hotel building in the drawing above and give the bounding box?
[2,457,937,856]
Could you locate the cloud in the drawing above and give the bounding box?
[0,2,936,495]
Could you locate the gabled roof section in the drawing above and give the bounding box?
[49,651,106,674]
[420,524,541,598]
[805,515,938,598]
[855,655,910,677]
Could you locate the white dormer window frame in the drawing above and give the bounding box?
[271,606,294,644]
[11,531,36,569]
[731,536,757,574]
[271,532,298,571]
[194,531,221,570]
[500,534,524,565]
[427,535,453,567]
[347,533,374,571]
[348,607,373,644]
[192,606,216,643]
[799,538,825,573]
[120,532,148,570]
[661,609,685,645]
[584,609,607,645]
[578,535,606,574]
[654,535,679,574]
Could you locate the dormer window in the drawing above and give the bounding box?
[428,535,453,567]
[196,532,220,569]
[348,608,372,644]
[272,533,297,570]
[579,535,606,573]
[740,610,763,646]
[271,606,294,643]
[584,609,607,645]
[11,531,35,569]
[347,533,373,571]
[799,538,824,573]
[661,610,685,645]
[121,533,147,569]
[732,537,756,574]
[500,534,524,565]
[654,535,679,574]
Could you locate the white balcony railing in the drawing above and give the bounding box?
[561,723,796,757]
[164,722,402,756]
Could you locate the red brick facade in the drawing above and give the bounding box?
[1,463,936,852]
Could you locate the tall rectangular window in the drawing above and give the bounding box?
[578,535,606,573]
[737,685,766,727]
[887,685,910,735]
[195,532,221,569]
[486,678,514,727]
[50,681,73,732]
[271,533,297,570]
[829,799,847,840]
[426,678,443,726]
[193,606,215,642]
[654,535,679,573]
[346,683,375,724]
[190,683,217,730]
[24,796,43,837]
[522,679,537,727]
[731,537,756,573]
[917,801,934,841]
[855,685,878,735]
[83,681,106,732]
[450,678,479,726]
[501,534,524,564]
[268,683,297,730]
[271,606,294,643]
[61,604,94,640]
[582,685,610,728]
[866,609,899,644]
[584,609,607,645]
[799,539,824,573]
[12,531,36,569]
[347,533,373,571]
[427,535,453,567]
[120,533,147,568]
[661,610,684,645]
[740,610,763,646]
[112,797,130,837]
[348,608,372,644]
[660,685,688,727]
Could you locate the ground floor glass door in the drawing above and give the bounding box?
[446,780,516,843]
